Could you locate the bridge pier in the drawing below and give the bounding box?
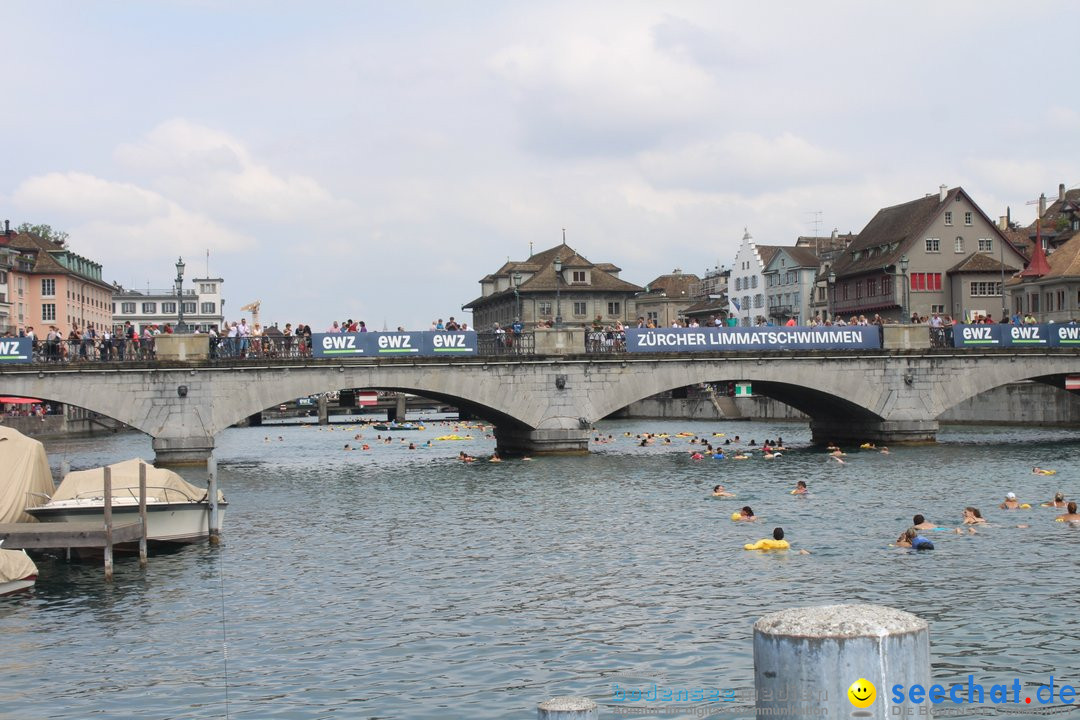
[809,418,938,446]
[494,425,590,456]
[152,436,216,466]
[388,394,408,422]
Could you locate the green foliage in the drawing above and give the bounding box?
[16,222,69,247]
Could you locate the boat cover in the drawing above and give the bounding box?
[0,548,38,584]
[0,426,56,523]
[53,458,224,504]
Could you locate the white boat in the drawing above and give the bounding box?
[0,546,37,595]
[26,459,227,544]
[0,425,56,525]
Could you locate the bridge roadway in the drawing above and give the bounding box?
[2,348,1079,464]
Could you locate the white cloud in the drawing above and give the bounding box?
[115,119,351,223]
[11,171,253,262]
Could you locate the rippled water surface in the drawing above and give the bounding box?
[3,418,1080,719]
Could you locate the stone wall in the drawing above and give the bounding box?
[617,382,1080,426]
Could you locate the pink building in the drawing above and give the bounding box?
[0,225,113,336]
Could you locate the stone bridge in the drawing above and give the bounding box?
[2,349,1079,464]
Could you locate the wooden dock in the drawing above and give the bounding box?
[0,521,144,549]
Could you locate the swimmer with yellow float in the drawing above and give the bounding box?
[731,505,757,522]
[1055,502,1080,522]
[1032,466,1057,476]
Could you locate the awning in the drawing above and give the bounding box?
[0,397,40,404]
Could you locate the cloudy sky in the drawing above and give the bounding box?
[3,1,1077,330]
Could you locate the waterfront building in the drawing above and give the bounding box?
[0,224,114,335]
[0,239,22,334]
[762,246,821,325]
[683,265,730,325]
[463,242,642,330]
[801,231,856,322]
[729,229,785,326]
[635,270,701,327]
[1008,183,1080,321]
[111,276,225,333]
[830,186,1027,322]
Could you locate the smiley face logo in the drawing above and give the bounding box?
[847,678,876,708]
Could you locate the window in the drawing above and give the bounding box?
[1057,290,1066,311]
[647,311,658,322]
[817,286,826,301]
[142,302,157,314]
[538,301,552,316]
[978,238,993,252]
[199,283,217,294]
[910,273,942,291]
[882,276,893,295]
[201,302,217,314]
[42,303,56,321]
[161,302,177,314]
[842,283,849,301]
[925,237,940,253]
[969,282,1002,297]
[944,211,953,226]
[41,278,56,296]
[121,302,135,314]
[754,294,763,308]
[954,236,965,253]
[0,270,6,283]
[867,278,877,296]
[735,277,742,291]
[742,295,750,311]
[571,271,586,283]
[855,282,863,299]
[964,211,973,226]
[751,276,758,288]
[931,305,945,314]
[572,301,587,316]
[183,302,196,314]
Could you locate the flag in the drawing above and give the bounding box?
[731,297,741,311]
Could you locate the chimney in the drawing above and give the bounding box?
[939,184,948,202]
[1060,183,1067,202]
[999,216,1008,230]
[831,228,838,240]
[1039,193,1047,217]
[3,219,9,235]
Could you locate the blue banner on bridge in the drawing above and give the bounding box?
[624,326,882,352]
[951,323,1078,348]
[312,332,478,358]
[0,337,32,363]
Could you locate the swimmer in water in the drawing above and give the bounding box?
[489,453,502,463]
[712,484,735,498]
[912,514,937,530]
[1032,466,1056,475]
[1000,492,1021,510]
[743,527,790,551]
[735,505,757,522]
[1042,492,1067,508]
[343,444,352,451]
[690,452,704,460]
[830,455,846,465]
[1055,501,1080,523]
[791,480,807,495]
[962,507,987,525]
[896,527,934,550]
[732,452,750,460]
[879,447,890,454]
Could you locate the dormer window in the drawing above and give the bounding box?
[572,270,586,283]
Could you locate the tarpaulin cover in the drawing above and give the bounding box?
[53,458,223,504]
[0,548,38,585]
[0,426,56,523]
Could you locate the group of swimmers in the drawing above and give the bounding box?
[714,484,812,554]
[890,496,1080,550]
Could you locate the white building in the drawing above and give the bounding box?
[112,276,225,333]
[728,229,785,326]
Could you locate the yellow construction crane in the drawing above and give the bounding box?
[240,300,261,327]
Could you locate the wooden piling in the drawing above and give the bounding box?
[103,465,113,582]
[138,461,148,567]
[207,454,220,546]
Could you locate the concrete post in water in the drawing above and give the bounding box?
[138,462,148,568]
[103,466,114,582]
[537,696,598,720]
[318,393,329,425]
[394,393,408,422]
[207,453,220,546]
[753,604,929,719]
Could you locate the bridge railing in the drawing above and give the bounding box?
[585,330,627,353]
[476,331,535,356]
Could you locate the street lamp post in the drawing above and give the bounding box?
[553,256,563,328]
[174,256,187,333]
[512,272,523,324]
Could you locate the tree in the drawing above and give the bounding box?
[17,223,69,247]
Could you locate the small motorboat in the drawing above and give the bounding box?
[0,546,37,596]
[26,459,227,544]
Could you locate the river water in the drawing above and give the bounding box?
[2,418,1079,720]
